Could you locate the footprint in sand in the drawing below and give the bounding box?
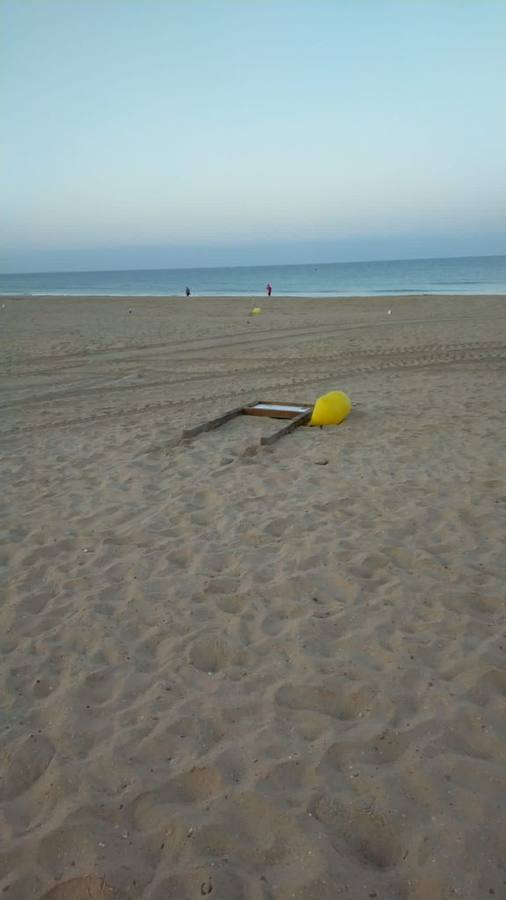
[275,683,374,721]
[132,766,223,830]
[468,667,506,705]
[322,720,440,770]
[40,876,131,899]
[311,794,403,870]
[215,594,247,615]
[79,667,123,705]
[153,868,245,900]
[189,635,238,673]
[0,733,55,802]
[159,765,223,804]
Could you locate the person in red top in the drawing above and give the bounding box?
[266,282,272,297]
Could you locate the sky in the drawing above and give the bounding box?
[1,0,505,273]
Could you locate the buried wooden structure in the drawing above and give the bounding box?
[181,401,314,447]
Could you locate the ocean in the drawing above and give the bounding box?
[0,255,505,298]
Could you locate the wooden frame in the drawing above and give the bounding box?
[243,402,313,420]
[181,400,314,446]
[259,408,313,445]
[180,403,252,441]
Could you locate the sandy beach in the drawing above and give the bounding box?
[1,292,506,900]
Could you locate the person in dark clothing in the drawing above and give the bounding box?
[185,286,191,297]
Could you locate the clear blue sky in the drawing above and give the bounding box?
[2,0,505,272]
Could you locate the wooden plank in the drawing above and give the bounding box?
[245,407,304,420]
[252,403,312,412]
[254,401,313,409]
[180,399,313,446]
[260,409,313,446]
[181,403,253,440]
[244,402,312,420]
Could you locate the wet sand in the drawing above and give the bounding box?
[1,293,506,899]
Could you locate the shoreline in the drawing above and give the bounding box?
[2,291,506,302]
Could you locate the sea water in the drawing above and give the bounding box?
[1,255,505,298]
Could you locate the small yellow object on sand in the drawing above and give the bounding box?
[310,390,352,426]
[250,307,262,315]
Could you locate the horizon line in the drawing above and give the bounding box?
[1,251,505,278]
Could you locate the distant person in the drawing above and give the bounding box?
[185,286,191,297]
[266,282,272,297]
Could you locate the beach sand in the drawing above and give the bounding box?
[1,293,506,900]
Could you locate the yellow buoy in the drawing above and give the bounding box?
[310,390,352,426]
